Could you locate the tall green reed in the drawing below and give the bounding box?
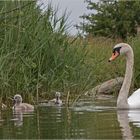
[1,1,140,105]
[0,1,96,104]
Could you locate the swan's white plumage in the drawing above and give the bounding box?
[128,88,140,108]
[110,43,140,109]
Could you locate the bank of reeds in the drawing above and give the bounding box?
[0,1,140,105]
[0,1,96,104]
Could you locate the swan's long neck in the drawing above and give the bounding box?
[117,46,134,109]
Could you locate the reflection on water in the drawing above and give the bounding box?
[117,110,134,140]
[12,112,23,127]
[128,110,140,128]
[117,110,140,140]
[0,100,140,139]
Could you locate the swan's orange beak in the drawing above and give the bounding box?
[108,51,119,62]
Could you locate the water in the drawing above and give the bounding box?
[0,99,140,139]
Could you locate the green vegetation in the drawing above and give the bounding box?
[0,1,95,105]
[0,1,140,106]
[78,0,140,40]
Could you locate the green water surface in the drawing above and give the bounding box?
[0,99,140,139]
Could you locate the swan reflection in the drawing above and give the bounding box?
[117,110,140,140]
[13,112,23,127]
[13,110,34,127]
[128,110,140,128]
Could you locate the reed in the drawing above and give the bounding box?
[0,1,140,105]
[0,1,95,104]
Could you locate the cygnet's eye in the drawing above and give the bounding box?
[15,96,20,100]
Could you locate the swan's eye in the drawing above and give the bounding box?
[113,47,122,54]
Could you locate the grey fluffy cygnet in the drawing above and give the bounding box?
[50,92,62,106]
[13,94,34,112]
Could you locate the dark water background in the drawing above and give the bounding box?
[0,99,140,139]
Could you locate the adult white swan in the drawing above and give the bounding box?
[109,43,140,109]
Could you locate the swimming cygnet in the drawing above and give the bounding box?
[50,92,62,106]
[13,94,34,112]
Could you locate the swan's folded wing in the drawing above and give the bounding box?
[128,88,140,108]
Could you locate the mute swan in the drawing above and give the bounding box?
[109,43,140,109]
[13,94,34,112]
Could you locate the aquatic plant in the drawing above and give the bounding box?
[0,1,140,106]
[0,1,95,104]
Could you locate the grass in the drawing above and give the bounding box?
[0,1,140,106]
